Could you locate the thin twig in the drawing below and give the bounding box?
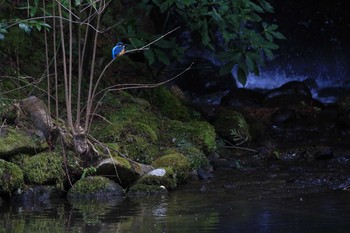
[222,139,258,153]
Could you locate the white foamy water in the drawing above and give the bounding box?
[235,67,350,104]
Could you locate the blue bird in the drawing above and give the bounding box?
[112,42,126,59]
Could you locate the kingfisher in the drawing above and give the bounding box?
[112,41,126,59]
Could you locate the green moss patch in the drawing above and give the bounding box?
[68,176,124,199]
[145,86,192,121]
[0,159,24,195]
[151,153,191,183]
[0,127,47,159]
[163,120,217,153]
[22,152,65,187]
[213,108,251,145]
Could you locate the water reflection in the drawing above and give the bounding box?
[1,190,350,233]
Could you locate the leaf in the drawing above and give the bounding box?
[201,19,210,46]
[245,53,254,71]
[144,49,155,65]
[269,31,286,40]
[249,2,264,13]
[183,0,193,6]
[259,0,274,13]
[265,32,273,42]
[263,48,274,60]
[219,62,235,76]
[237,66,247,86]
[154,48,170,65]
[155,39,173,48]
[210,7,222,22]
[159,2,169,13]
[266,24,278,31]
[30,6,38,17]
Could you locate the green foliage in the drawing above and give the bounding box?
[81,166,97,179]
[213,108,251,145]
[138,0,285,85]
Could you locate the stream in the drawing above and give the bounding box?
[1,169,350,233]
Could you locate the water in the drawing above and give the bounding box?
[1,184,350,233]
[234,51,350,104]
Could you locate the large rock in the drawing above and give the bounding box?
[96,157,153,188]
[221,88,264,108]
[264,81,314,107]
[0,127,47,160]
[212,107,251,145]
[21,152,65,186]
[67,176,124,199]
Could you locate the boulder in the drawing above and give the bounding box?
[96,157,153,188]
[264,81,313,107]
[67,176,124,199]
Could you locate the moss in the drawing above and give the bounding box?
[122,135,160,164]
[22,152,65,187]
[0,127,47,159]
[69,176,110,195]
[183,147,209,169]
[164,120,217,154]
[90,92,216,167]
[96,156,151,188]
[151,153,191,183]
[213,108,251,144]
[145,86,191,121]
[0,159,24,195]
[138,167,177,190]
[128,183,168,195]
[68,176,124,199]
[91,103,160,142]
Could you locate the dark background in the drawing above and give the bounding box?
[267,0,350,79]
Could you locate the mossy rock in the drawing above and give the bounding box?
[0,159,24,195]
[68,176,124,199]
[182,147,209,169]
[91,101,160,143]
[0,127,47,160]
[96,156,153,188]
[213,107,251,144]
[22,152,65,187]
[164,120,217,154]
[137,168,177,190]
[151,153,191,183]
[122,135,161,164]
[144,86,191,121]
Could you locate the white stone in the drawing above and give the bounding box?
[148,168,166,177]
